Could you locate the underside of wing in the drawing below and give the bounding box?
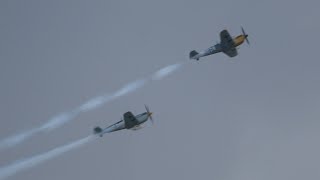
[223,47,238,57]
[123,111,137,129]
[220,30,235,48]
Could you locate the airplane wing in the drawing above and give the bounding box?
[123,111,137,129]
[220,30,235,49]
[220,30,238,57]
[223,47,238,57]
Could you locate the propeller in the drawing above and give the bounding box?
[144,104,154,124]
[241,27,250,45]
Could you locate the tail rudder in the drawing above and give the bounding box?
[189,50,199,60]
[93,126,103,135]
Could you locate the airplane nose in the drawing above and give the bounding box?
[148,112,153,116]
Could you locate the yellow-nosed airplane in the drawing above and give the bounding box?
[190,27,249,60]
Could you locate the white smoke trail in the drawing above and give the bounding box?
[0,135,95,180]
[0,62,186,179]
[0,79,147,150]
[0,62,184,150]
[78,94,111,113]
[0,111,80,150]
[152,63,184,81]
[0,128,41,150]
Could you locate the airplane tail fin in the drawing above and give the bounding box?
[93,126,102,135]
[189,50,199,60]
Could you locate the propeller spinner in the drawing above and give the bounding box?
[144,105,154,124]
[241,27,250,45]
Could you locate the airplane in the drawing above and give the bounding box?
[93,105,154,137]
[189,27,249,60]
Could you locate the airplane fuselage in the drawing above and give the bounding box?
[97,112,150,135]
[190,34,248,60]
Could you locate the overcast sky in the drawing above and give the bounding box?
[1,0,320,179]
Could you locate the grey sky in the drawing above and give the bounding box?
[1,0,320,180]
